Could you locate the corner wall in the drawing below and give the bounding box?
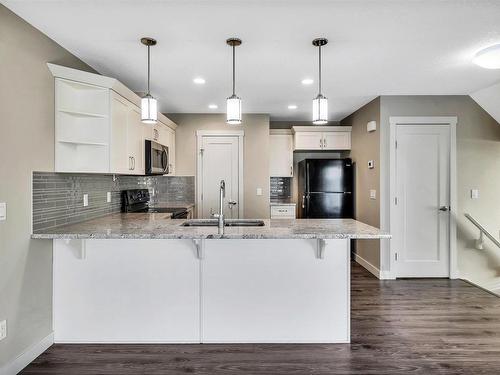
[341,97,381,271]
[168,113,271,219]
[0,4,96,369]
[379,96,500,291]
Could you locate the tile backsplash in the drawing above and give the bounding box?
[32,172,195,232]
[270,177,292,201]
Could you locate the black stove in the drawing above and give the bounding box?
[121,189,189,219]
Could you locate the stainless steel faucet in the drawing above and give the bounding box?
[212,180,226,233]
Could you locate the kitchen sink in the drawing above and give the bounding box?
[181,219,265,227]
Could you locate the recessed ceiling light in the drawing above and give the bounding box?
[473,44,500,69]
[193,77,206,84]
[288,105,298,110]
[208,104,218,109]
[301,78,314,85]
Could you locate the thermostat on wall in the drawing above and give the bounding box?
[368,160,375,169]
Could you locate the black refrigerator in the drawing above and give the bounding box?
[297,159,354,218]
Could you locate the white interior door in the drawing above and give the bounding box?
[200,136,240,219]
[394,124,450,277]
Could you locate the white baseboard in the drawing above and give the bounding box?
[1,332,53,375]
[353,253,381,279]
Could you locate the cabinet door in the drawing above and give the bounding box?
[164,126,175,175]
[322,131,351,150]
[294,132,323,150]
[110,92,130,174]
[127,106,145,174]
[269,135,293,177]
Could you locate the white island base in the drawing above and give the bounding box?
[54,239,350,343]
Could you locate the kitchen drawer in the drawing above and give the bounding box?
[270,205,296,219]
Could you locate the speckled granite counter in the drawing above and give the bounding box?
[31,213,390,240]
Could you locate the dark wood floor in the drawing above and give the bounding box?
[22,263,500,375]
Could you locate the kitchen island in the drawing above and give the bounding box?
[33,215,389,344]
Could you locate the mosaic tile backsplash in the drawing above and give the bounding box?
[32,172,195,232]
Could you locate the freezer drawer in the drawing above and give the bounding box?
[307,192,353,218]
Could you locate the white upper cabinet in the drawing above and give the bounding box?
[292,126,352,151]
[269,132,294,177]
[49,63,177,175]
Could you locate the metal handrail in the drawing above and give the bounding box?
[464,213,500,249]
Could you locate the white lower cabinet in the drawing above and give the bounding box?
[54,239,200,343]
[201,239,350,343]
[54,238,350,343]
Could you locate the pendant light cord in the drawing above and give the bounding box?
[147,45,151,96]
[232,44,236,96]
[318,44,322,95]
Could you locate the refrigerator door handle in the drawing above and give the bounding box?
[302,195,306,209]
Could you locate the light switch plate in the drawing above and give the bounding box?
[370,190,377,200]
[471,189,479,199]
[107,192,112,203]
[0,202,6,221]
[83,194,89,207]
[256,188,263,196]
[0,320,6,341]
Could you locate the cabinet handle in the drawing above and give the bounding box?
[132,157,135,170]
[320,139,323,148]
[290,165,293,176]
[128,156,132,170]
[324,138,327,148]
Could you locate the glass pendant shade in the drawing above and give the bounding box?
[141,95,158,124]
[312,94,328,125]
[226,95,242,125]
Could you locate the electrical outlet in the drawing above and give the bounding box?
[83,194,89,207]
[256,188,263,196]
[0,320,6,341]
[0,202,6,221]
[370,189,377,200]
[106,192,112,203]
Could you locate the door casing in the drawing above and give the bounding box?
[196,130,244,219]
[389,116,458,279]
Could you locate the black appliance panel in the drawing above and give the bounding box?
[306,192,353,219]
[307,159,352,193]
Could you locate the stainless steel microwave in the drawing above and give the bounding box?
[145,140,169,175]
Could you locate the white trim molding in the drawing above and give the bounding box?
[353,253,382,279]
[196,130,244,219]
[388,116,458,279]
[1,332,53,375]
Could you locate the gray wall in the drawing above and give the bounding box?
[169,113,271,219]
[341,97,381,268]
[0,5,97,368]
[379,96,500,292]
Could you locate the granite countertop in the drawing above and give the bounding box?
[31,213,390,240]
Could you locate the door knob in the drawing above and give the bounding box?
[228,200,237,207]
[439,206,450,212]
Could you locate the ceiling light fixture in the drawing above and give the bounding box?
[226,37,242,125]
[288,105,298,110]
[193,77,206,84]
[208,104,218,109]
[312,38,328,125]
[140,37,158,124]
[473,44,500,69]
[301,78,314,85]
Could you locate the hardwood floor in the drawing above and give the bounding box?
[22,263,500,374]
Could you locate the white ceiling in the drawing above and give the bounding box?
[4,0,500,121]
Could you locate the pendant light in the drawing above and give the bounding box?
[140,37,158,124]
[312,38,328,125]
[226,38,242,125]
